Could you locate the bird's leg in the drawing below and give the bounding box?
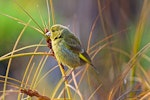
[59,63,73,81]
[58,63,72,98]
[59,63,68,81]
[60,63,65,70]
[64,68,74,81]
[67,68,74,77]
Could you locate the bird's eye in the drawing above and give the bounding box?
[51,29,55,32]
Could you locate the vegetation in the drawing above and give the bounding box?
[0,0,150,100]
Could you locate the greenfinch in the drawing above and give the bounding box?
[46,24,96,71]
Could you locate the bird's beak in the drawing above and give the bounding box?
[45,31,51,37]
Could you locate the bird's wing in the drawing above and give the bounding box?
[79,50,98,73]
[64,33,92,64]
[64,33,82,52]
[79,49,92,64]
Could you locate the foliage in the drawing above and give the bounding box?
[0,0,150,100]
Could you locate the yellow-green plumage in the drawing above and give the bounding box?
[46,24,94,69]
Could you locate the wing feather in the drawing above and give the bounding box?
[64,33,82,52]
[64,32,92,64]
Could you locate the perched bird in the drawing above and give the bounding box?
[46,24,97,71]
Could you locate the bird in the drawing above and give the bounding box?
[45,24,97,72]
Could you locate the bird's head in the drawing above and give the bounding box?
[46,24,69,41]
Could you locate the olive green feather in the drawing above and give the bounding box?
[46,24,98,73]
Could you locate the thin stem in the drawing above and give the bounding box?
[15,1,45,33]
[49,0,56,24]
[0,52,52,61]
[58,63,72,99]
[2,20,30,100]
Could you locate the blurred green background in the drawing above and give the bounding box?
[0,0,150,99]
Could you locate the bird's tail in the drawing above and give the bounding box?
[90,64,99,74]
